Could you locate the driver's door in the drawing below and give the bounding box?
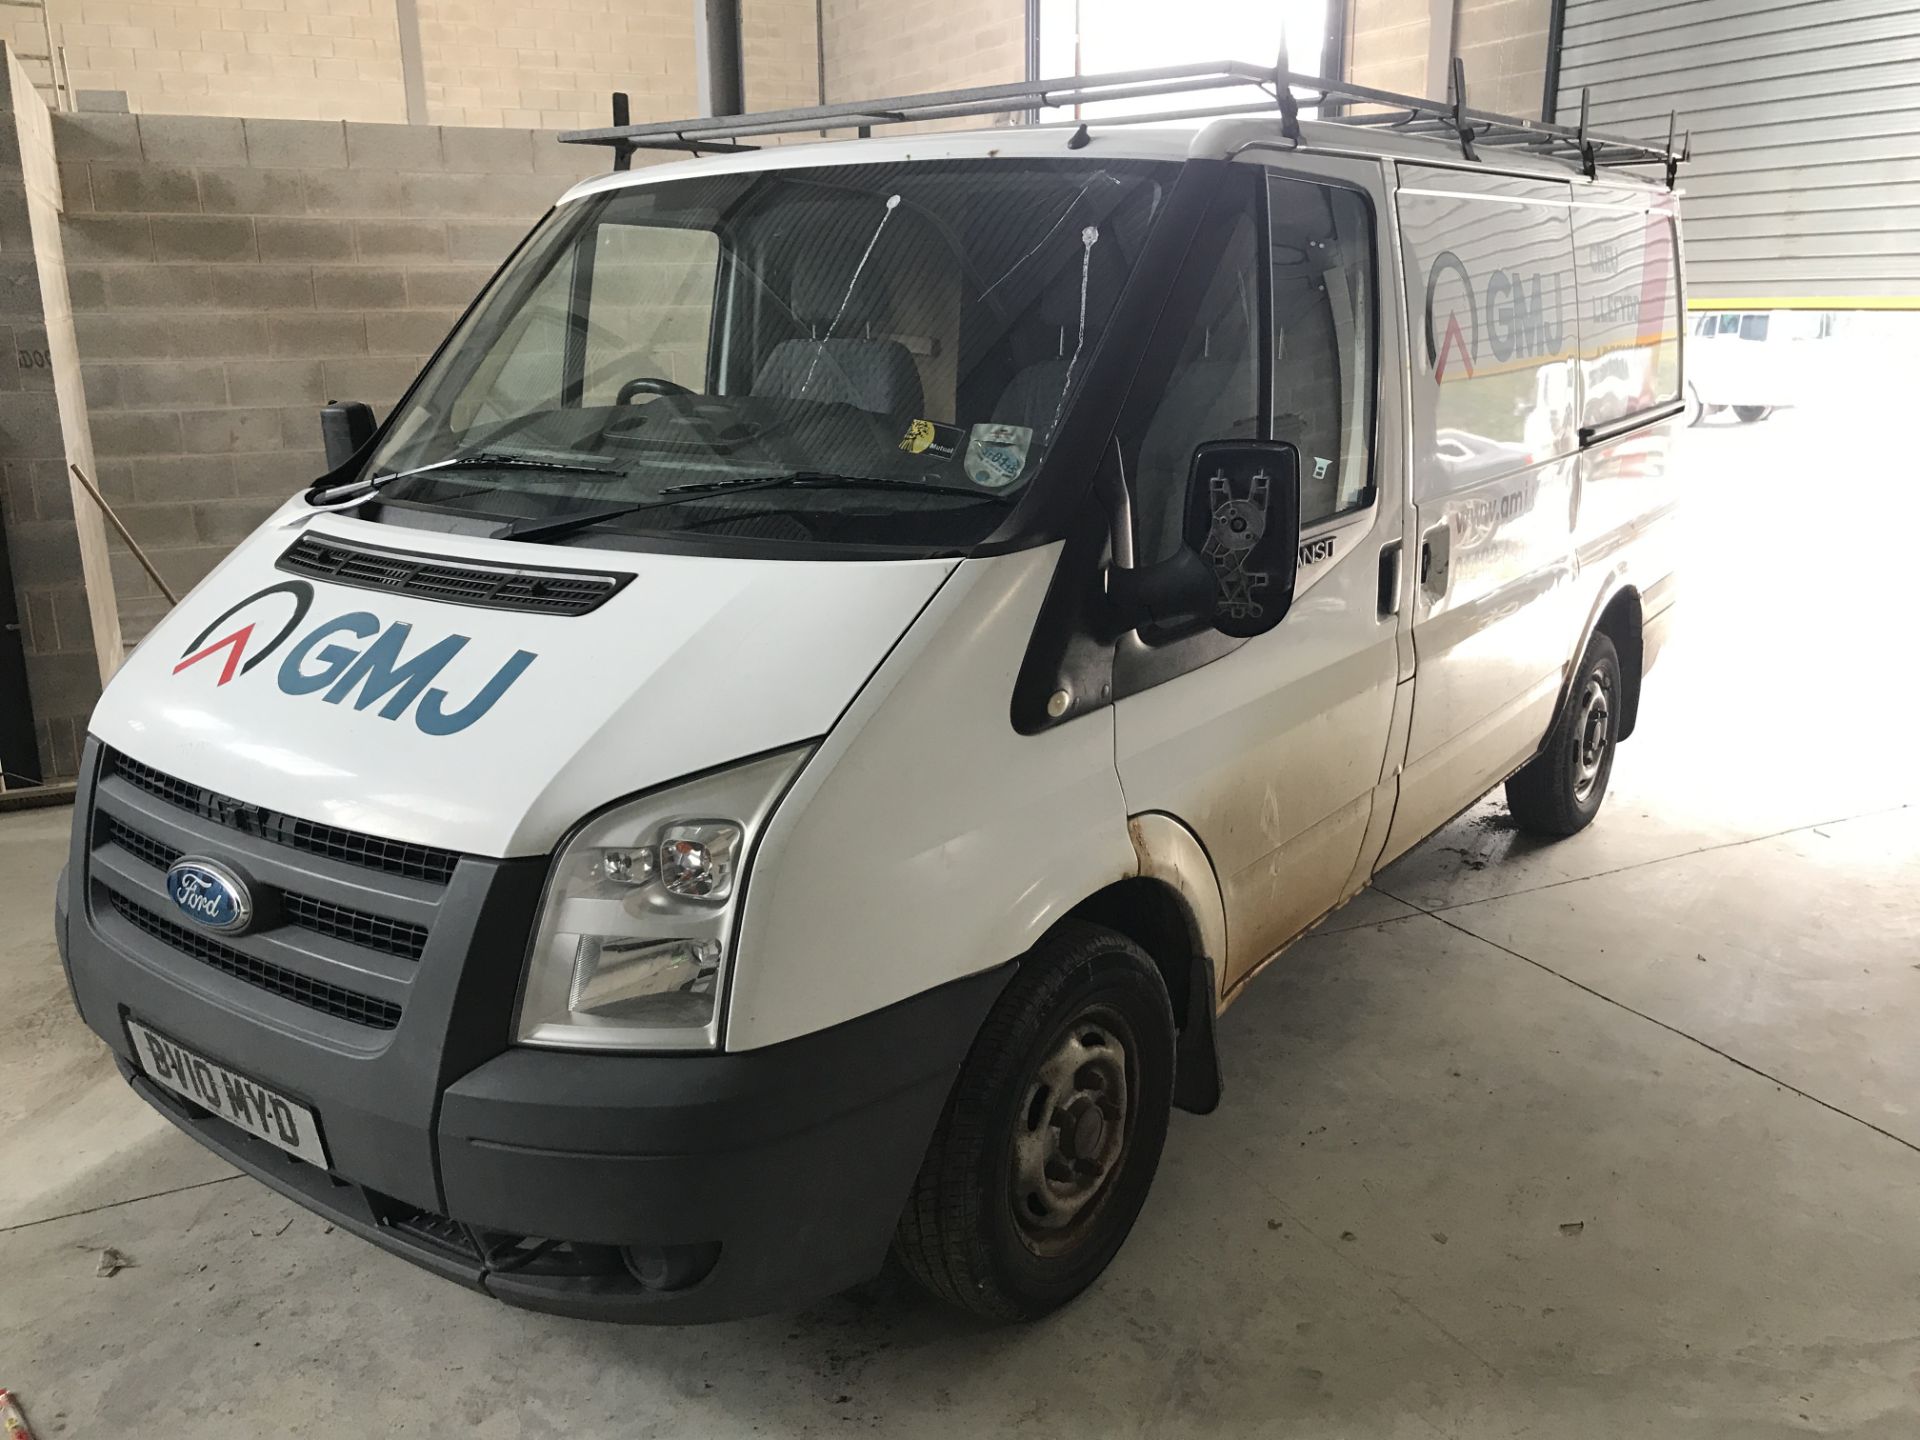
[1113,159,1406,993]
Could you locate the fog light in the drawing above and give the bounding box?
[657,822,741,899]
[622,1240,721,1292]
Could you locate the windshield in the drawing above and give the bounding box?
[361,158,1174,555]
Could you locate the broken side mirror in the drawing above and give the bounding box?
[319,400,376,471]
[1108,439,1302,638]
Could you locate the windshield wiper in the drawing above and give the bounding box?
[311,450,621,506]
[492,501,654,543]
[661,472,1017,504]
[491,472,1015,545]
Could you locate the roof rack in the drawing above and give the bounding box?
[561,49,1689,188]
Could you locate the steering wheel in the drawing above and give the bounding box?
[616,376,692,404]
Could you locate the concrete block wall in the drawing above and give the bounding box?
[1347,0,1550,120]
[36,0,818,129]
[1,44,119,782]
[0,10,56,106]
[1347,0,1430,101]
[416,0,691,127]
[1450,0,1550,120]
[820,0,1024,107]
[742,0,823,114]
[54,109,610,645]
[55,0,410,123]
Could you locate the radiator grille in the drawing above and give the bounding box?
[281,893,428,960]
[99,814,429,962]
[107,891,402,1030]
[279,533,625,617]
[103,814,181,873]
[112,752,460,886]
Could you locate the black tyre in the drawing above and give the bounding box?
[1685,383,1707,427]
[894,921,1175,1321]
[1734,404,1772,424]
[1506,631,1622,838]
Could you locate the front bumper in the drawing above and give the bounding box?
[60,741,1011,1322]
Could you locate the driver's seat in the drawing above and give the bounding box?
[754,267,924,417]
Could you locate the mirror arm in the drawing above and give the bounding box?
[1098,439,1215,631]
[1106,546,1216,631]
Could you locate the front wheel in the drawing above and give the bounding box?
[1506,632,1622,838]
[1734,404,1773,424]
[894,922,1175,1321]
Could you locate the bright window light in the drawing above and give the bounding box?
[1037,0,1332,118]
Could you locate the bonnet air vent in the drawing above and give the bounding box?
[278,534,631,617]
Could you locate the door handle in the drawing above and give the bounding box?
[1377,540,1402,616]
[1420,522,1451,600]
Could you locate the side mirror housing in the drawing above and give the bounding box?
[1108,439,1302,638]
[319,400,376,470]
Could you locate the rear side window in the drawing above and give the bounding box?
[1396,165,1580,499]
[1571,195,1681,430]
[1269,176,1376,526]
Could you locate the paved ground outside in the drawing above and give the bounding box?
[2,398,1914,1438]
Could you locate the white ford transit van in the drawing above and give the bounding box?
[56,64,1686,1323]
[1685,309,1827,424]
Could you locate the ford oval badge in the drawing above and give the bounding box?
[165,857,253,935]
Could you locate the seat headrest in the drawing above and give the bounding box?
[753,337,924,417]
[790,263,855,325]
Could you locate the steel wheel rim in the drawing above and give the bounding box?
[1572,672,1612,803]
[1010,1005,1134,1255]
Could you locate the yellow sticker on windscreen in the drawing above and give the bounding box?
[899,418,962,461]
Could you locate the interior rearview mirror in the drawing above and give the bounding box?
[1108,439,1302,638]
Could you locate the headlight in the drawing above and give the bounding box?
[515,746,811,1051]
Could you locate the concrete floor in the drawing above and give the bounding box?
[3,403,1916,1438]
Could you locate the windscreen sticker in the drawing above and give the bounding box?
[899,418,963,462]
[965,423,1034,489]
[1312,456,1331,481]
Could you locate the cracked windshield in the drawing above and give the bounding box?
[361,158,1173,553]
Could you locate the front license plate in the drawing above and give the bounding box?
[127,1019,330,1169]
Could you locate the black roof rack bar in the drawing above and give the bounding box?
[560,57,1684,176]
[610,92,631,170]
[1448,57,1479,162]
[1336,112,1444,131]
[1577,88,1599,179]
[1274,31,1303,146]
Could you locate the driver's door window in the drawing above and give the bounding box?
[1130,205,1263,567]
